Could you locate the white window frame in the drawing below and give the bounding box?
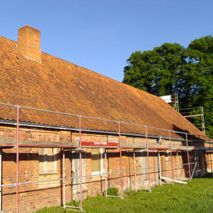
[91,148,104,176]
[39,148,57,175]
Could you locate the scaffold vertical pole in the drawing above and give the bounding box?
[211,150,213,173]
[208,143,212,172]
[154,152,157,185]
[62,148,66,208]
[201,150,205,175]
[145,126,151,190]
[157,152,162,185]
[0,149,2,211]
[118,121,123,197]
[133,151,137,191]
[104,149,108,197]
[16,106,20,213]
[169,130,174,180]
[176,152,179,178]
[200,106,205,134]
[174,151,176,179]
[185,133,191,177]
[79,115,83,210]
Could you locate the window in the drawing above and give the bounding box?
[39,148,57,174]
[91,148,104,176]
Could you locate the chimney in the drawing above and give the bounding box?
[18,25,41,63]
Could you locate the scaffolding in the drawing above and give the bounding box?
[0,101,212,213]
[180,106,206,134]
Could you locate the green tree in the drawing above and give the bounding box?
[123,36,213,138]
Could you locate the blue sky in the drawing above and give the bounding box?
[0,0,212,81]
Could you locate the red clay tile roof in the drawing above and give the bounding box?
[0,36,207,140]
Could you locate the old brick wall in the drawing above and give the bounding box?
[0,125,204,212]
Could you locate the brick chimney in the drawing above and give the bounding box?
[18,25,41,63]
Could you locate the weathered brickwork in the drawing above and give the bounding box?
[18,25,41,63]
[0,125,208,213]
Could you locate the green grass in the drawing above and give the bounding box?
[36,175,213,213]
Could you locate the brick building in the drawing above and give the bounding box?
[0,26,212,213]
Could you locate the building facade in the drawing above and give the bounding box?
[0,26,212,213]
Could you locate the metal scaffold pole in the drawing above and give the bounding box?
[169,130,174,180]
[79,115,83,211]
[200,106,206,134]
[201,150,205,175]
[145,126,151,191]
[0,149,2,211]
[104,149,108,197]
[62,148,66,209]
[185,133,191,177]
[16,106,20,213]
[133,151,137,192]
[176,152,179,178]
[118,121,123,197]
[157,152,162,185]
[174,151,177,179]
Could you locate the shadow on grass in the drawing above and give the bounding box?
[199,173,213,178]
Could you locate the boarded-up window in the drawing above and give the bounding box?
[39,148,57,174]
[91,148,104,176]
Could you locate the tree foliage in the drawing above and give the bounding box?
[123,36,213,138]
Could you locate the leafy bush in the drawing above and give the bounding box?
[106,187,118,196]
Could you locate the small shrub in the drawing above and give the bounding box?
[107,187,118,196]
[69,200,79,206]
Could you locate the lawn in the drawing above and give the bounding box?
[36,175,213,213]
